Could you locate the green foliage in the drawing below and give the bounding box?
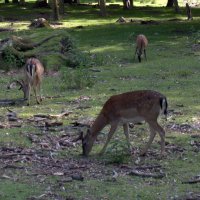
[59,66,94,90]
[2,47,25,69]
[0,3,200,200]
[105,139,130,164]
[61,35,90,68]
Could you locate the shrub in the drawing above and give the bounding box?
[2,47,25,69]
[105,139,130,164]
[59,66,94,90]
[60,36,90,68]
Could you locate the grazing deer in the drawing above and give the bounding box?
[18,58,44,106]
[82,90,168,157]
[134,34,148,63]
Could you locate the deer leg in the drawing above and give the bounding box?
[38,83,42,102]
[99,123,118,155]
[154,122,165,155]
[140,125,156,156]
[27,84,31,106]
[134,47,138,61]
[144,49,147,61]
[143,121,165,156]
[33,86,40,104]
[123,123,132,151]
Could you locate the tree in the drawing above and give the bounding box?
[166,0,179,13]
[174,0,180,13]
[123,0,133,9]
[99,0,107,16]
[19,0,25,6]
[166,0,173,7]
[186,3,193,20]
[52,0,59,21]
[59,0,65,15]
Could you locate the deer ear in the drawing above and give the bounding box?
[15,80,24,90]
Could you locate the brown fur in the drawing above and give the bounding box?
[23,58,44,105]
[135,34,148,62]
[82,90,167,156]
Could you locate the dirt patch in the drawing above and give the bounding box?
[166,122,200,133]
[192,43,200,52]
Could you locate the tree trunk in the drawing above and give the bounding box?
[166,0,173,7]
[130,0,133,8]
[123,0,133,9]
[59,0,65,15]
[174,0,179,13]
[99,0,107,17]
[52,0,60,21]
[186,3,193,20]
[166,0,179,13]
[5,0,9,3]
[97,0,100,7]
[12,0,19,3]
[19,0,25,5]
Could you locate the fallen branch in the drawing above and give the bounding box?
[135,165,162,170]
[1,164,25,169]
[0,152,34,159]
[47,111,73,119]
[0,123,22,129]
[11,35,58,51]
[45,121,63,127]
[0,98,26,106]
[34,111,72,120]
[129,169,165,179]
[182,176,200,184]
[42,95,65,99]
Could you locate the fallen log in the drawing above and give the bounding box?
[11,35,58,51]
[0,98,26,106]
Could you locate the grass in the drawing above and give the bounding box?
[0,2,200,200]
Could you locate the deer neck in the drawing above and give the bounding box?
[90,113,108,139]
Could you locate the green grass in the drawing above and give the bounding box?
[0,2,200,200]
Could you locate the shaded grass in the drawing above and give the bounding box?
[0,180,43,200]
[0,3,200,200]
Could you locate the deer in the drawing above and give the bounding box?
[134,34,148,63]
[16,58,44,106]
[81,90,168,157]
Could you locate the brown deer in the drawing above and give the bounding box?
[134,34,148,63]
[82,90,168,157]
[18,58,44,106]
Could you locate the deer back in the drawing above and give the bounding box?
[101,90,166,123]
[136,34,148,53]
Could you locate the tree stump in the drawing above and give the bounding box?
[29,18,51,28]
